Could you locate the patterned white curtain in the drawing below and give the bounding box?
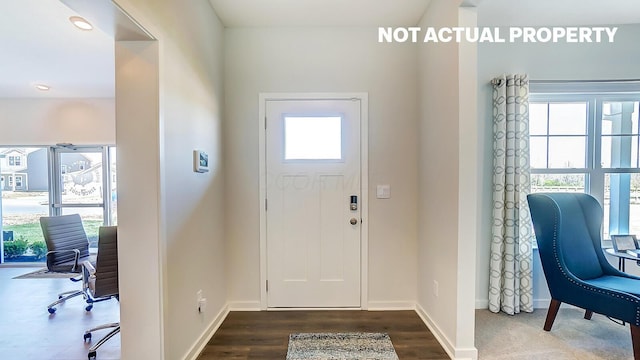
[489,74,534,315]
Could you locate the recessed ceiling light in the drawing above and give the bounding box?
[69,16,93,31]
[35,84,50,91]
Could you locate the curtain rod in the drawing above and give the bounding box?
[529,79,640,93]
[530,79,640,84]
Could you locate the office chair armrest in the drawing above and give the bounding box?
[82,260,97,295]
[46,248,81,271]
[82,260,96,277]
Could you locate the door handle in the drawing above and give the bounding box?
[350,218,358,225]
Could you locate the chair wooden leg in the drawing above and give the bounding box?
[544,299,561,331]
[630,324,640,360]
[584,310,593,320]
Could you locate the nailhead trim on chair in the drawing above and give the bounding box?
[548,199,640,325]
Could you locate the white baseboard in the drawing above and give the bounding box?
[475,299,488,309]
[367,301,415,311]
[415,304,478,360]
[452,348,479,360]
[534,298,551,309]
[227,301,262,311]
[183,303,230,360]
[228,300,416,311]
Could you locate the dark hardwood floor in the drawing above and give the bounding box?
[198,310,450,360]
[0,267,449,359]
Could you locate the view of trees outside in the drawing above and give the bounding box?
[531,174,585,191]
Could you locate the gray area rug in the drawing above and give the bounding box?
[13,268,79,279]
[287,333,399,360]
[476,308,633,359]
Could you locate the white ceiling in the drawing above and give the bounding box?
[208,0,432,27]
[1,0,640,99]
[0,0,114,98]
[210,0,640,28]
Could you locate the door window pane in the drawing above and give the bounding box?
[61,152,103,204]
[284,116,342,160]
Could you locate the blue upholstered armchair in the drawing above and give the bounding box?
[527,193,640,359]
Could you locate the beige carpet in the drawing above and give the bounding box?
[476,308,633,360]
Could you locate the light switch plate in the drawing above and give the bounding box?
[376,185,391,199]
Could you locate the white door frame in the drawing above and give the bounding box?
[259,92,369,310]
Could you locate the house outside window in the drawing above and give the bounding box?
[8,176,13,186]
[7,155,22,167]
[530,82,640,241]
[15,175,22,188]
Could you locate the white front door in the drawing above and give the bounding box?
[266,98,362,308]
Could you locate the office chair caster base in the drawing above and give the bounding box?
[84,332,92,341]
[85,304,93,312]
[88,350,96,360]
[47,290,84,314]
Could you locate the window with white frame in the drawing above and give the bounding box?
[0,146,118,261]
[530,83,640,241]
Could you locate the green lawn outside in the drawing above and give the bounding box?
[3,222,46,243]
[3,220,103,245]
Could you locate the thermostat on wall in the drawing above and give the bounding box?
[193,150,209,173]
